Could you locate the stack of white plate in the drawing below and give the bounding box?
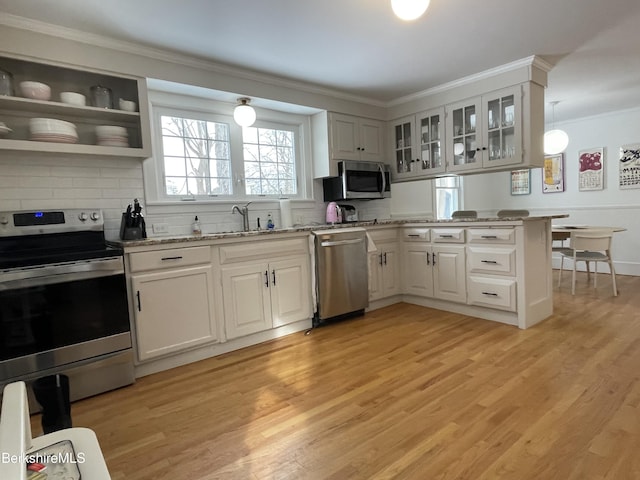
[96,125,129,147]
[29,118,78,143]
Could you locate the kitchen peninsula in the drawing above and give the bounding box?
[116,215,566,378]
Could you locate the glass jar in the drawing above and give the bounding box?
[0,68,13,96]
[90,85,113,108]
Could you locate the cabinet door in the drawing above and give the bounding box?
[368,251,384,301]
[381,243,401,298]
[270,256,312,327]
[359,118,384,162]
[391,115,416,178]
[432,245,467,303]
[330,113,360,160]
[416,107,446,175]
[446,97,483,173]
[132,266,217,361]
[221,262,272,339]
[402,243,433,297]
[483,85,523,168]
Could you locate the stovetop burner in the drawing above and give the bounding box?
[0,208,122,270]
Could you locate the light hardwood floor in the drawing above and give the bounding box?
[32,272,640,479]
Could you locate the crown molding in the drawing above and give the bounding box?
[0,14,387,108]
[387,55,549,107]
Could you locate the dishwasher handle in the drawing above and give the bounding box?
[320,238,364,247]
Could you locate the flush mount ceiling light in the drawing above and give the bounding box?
[391,0,430,21]
[543,101,569,155]
[233,97,256,127]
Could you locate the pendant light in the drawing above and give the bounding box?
[391,0,430,21]
[543,101,569,155]
[233,97,256,127]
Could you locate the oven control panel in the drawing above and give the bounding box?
[0,209,104,236]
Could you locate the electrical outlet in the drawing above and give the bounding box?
[294,214,304,225]
[152,223,169,234]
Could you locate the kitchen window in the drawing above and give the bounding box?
[435,176,462,219]
[146,91,311,204]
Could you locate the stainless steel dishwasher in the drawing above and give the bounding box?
[313,228,369,325]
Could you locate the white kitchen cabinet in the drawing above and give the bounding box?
[401,228,466,303]
[128,246,217,362]
[390,107,446,182]
[368,240,401,302]
[432,244,467,303]
[312,111,384,177]
[446,85,526,173]
[0,54,151,158]
[466,227,517,312]
[219,238,312,339]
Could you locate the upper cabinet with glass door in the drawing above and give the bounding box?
[390,107,445,182]
[446,85,524,173]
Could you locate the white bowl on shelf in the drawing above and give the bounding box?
[60,91,86,106]
[95,125,128,137]
[118,98,137,112]
[20,81,51,101]
[29,118,77,136]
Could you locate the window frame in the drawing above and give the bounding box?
[144,90,312,205]
[434,176,463,219]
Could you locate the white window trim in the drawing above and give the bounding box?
[433,176,463,220]
[143,89,314,206]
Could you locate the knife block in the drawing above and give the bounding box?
[119,213,145,240]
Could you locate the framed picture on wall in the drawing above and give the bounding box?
[619,143,640,189]
[542,153,564,193]
[578,147,604,191]
[511,169,531,195]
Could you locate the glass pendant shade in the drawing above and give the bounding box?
[391,0,430,21]
[544,129,569,155]
[233,98,256,127]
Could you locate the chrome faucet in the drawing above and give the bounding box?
[231,202,251,231]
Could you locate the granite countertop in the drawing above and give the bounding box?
[111,215,568,248]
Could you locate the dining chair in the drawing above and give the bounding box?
[558,230,617,296]
[451,210,477,219]
[497,209,529,218]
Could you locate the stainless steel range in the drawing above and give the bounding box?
[0,209,134,410]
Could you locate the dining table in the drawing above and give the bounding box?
[551,225,627,250]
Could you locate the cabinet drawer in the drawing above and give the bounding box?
[219,237,308,265]
[432,228,465,243]
[467,228,515,244]
[468,276,517,312]
[129,246,211,272]
[403,228,430,242]
[467,246,516,276]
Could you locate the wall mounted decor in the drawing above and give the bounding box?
[619,143,640,189]
[578,147,604,191]
[542,153,565,193]
[511,169,530,195]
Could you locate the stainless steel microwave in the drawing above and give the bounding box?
[323,161,391,201]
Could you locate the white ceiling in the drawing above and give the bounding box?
[1,0,640,123]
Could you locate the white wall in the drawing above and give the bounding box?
[464,107,640,275]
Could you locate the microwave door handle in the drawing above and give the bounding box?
[378,164,386,198]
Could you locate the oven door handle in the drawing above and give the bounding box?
[0,257,124,290]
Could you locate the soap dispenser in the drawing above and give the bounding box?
[192,215,202,236]
[267,213,275,230]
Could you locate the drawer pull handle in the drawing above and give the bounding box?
[136,291,142,311]
[407,234,420,238]
[439,234,454,238]
[272,269,276,285]
[481,235,498,239]
[482,291,498,296]
[383,252,387,265]
[264,270,269,288]
[161,256,183,261]
[481,260,498,264]
[427,252,430,265]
